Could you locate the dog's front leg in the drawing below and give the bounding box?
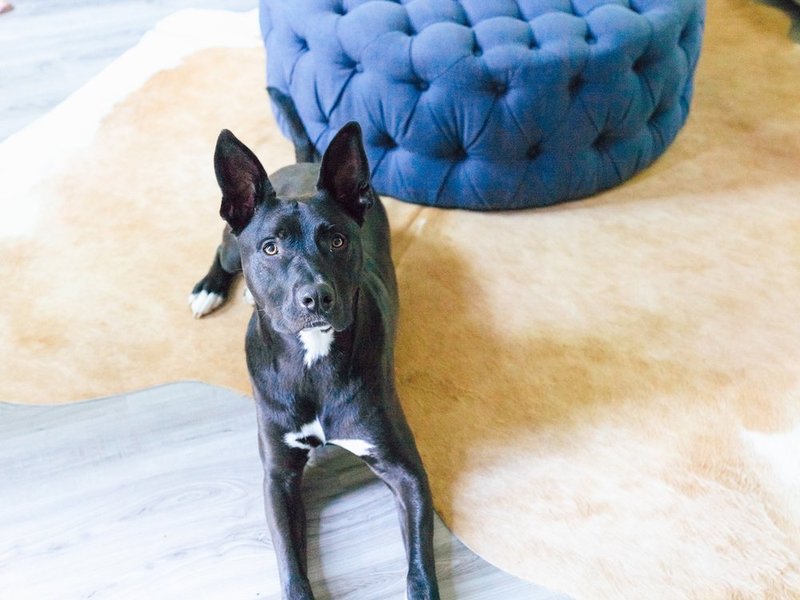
[368,432,440,600]
[263,462,314,600]
[257,429,314,600]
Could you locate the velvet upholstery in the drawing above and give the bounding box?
[261,0,705,209]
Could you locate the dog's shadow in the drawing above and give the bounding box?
[388,224,707,541]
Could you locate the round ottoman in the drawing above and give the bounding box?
[260,0,705,210]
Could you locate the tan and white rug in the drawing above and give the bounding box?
[1,2,799,598]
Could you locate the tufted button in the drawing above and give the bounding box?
[416,80,430,91]
[526,144,541,160]
[455,146,468,160]
[592,131,612,150]
[493,83,508,96]
[473,45,483,57]
[569,75,584,95]
[585,30,596,45]
[378,132,397,149]
[651,104,670,122]
[355,63,364,73]
[632,57,647,73]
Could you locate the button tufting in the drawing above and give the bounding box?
[379,133,397,149]
[593,132,612,150]
[650,105,669,122]
[569,76,584,95]
[526,144,541,160]
[416,80,430,91]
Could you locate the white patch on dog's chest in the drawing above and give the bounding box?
[328,438,374,457]
[283,419,374,458]
[298,327,334,367]
[283,419,326,450]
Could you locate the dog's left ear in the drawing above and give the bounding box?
[317,122,374,226]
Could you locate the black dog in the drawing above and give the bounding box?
[190,122,440,600]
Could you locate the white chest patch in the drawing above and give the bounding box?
[282,419,374,458]
[283,419,326,451]
[298,326,334,368]
[328,439,375,457]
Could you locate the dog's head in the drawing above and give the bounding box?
[213,122,376,335]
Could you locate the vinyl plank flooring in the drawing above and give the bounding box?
[0,382,570,599]
[0,0,257,141]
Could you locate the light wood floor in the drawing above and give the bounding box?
[0,382,569,599]
[0,0,256,141]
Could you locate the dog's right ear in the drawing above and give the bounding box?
[214,129,276,234]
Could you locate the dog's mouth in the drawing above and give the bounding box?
[289,306,353,334]
[299,319,333,333]
[298,318,352,334]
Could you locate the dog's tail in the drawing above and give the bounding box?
[267,87,320,164]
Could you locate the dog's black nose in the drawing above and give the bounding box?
[298,283,335,313]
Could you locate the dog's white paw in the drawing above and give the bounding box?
[188,290,224,318]
[243,286,255,306]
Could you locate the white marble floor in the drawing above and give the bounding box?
[0,382,569,599]
[0,0,256,141]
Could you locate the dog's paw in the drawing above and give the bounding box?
[188,274,231,318]
[188,289,225,318]
[189,255,238,318]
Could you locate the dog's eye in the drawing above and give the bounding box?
[262,241,279,256]
[331,233,347,250]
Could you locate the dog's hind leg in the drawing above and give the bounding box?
[188,225,242,318]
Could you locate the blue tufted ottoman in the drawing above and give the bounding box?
[260,0,705,210]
